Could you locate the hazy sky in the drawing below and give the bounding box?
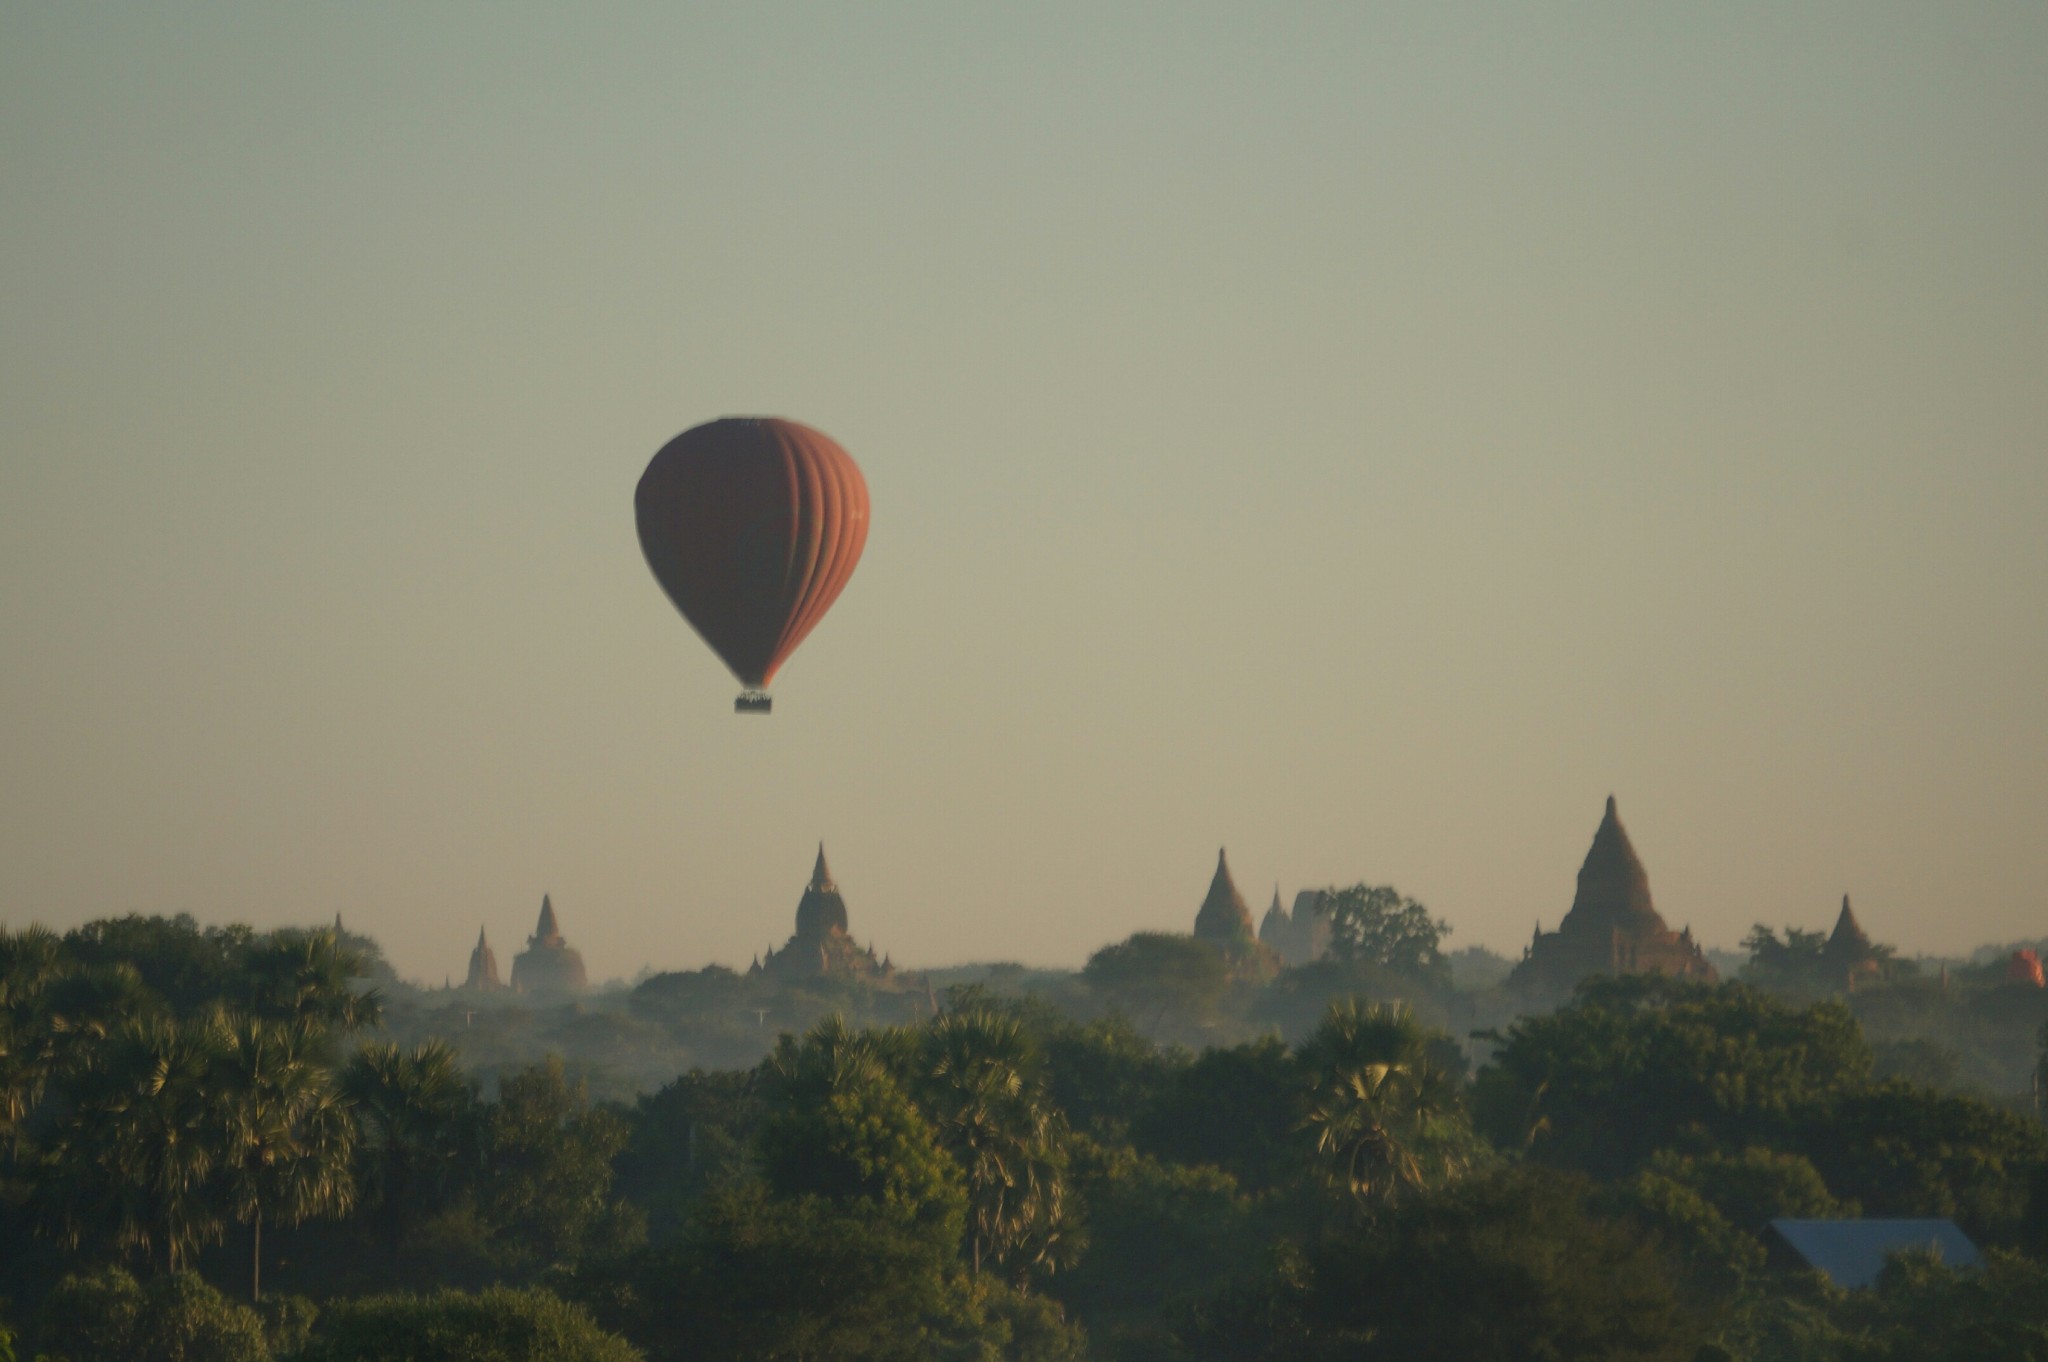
[5,4,2044,983]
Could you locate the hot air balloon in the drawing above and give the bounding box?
[635,417,869,713]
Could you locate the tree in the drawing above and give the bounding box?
[1740,924,1831,990]
[1318,884,1451,988]
[1833,1249,2048,1362]
[613,1067,760,1245]
[1050,1139,1260,1336]
[637,1183,966,1362]
[1081,934,1229,1040]
[340,1040,478,1257]
[62,915,249,1018]
[37,1014,226,1271]
[477,1056,641,1273]
[0,924,65,1156]
[1278,1168,1702,1362]
[1041,1013,1178,1144]
[1134,1036,1301,1193]
[1294,1000,1472,1209]
[916,1007,1080,1279]
[38,1267,271,1362]
[213,1014,356,1301]
[625,1019,987,1362]
[756,1022,962,1230]
[1471,976,1871,1177]
[301,1285,641,1362]
[1796,1082,2048,1241]
[235,929,381,1034]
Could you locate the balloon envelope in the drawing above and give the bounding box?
[635,417,869,691]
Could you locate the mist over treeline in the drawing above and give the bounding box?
[4,898,2047,1361]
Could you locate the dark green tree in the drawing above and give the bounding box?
[1081,933,1230,1040]
[302,1285,641,1362]
[1318,884,1452,987]
[38,1267,271,1362]
[1269,1168,1702,1362]
[37,1014,226,1271]
[1134,1036,1300,1192]
[916,1007,1080,1279]
[234,929,381,1034]
[1472,976,1870,1176]
[1796,1082,2048,1240]
[1295,1000,1473,1210]
[1041,1013,1178,1143]
[477,1057,642,1273]
[213,1014,356,1301]
[339,1039,478,1257]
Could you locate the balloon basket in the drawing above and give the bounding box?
[735,691,773,714]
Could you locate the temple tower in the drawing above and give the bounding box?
[509,893,588,994]
[1194,848,1256,946]
[464,925,504,990]
[1820,895,1881,986]
[1508,797,1716,994]
[756,844,893,983]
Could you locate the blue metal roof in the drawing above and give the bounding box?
[1768,1218,1980,1290]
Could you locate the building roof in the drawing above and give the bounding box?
[1558,796,1667,938]
[1768,1219,1979,1290]
[1194,847,1255,944]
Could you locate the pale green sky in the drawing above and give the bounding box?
[4,3,2044,982]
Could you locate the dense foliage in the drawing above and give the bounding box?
[4,913,2047,1360]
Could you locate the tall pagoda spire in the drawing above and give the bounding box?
[465,924,503,990]
[1558,796,1665,936]
[533,894,564,947]
[1194,847,1255,944]
[1821,894,1877,975]
[795,843,850,938]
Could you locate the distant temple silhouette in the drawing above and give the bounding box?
[510,894,588,994]
[752,845,895,982]
[464,925,505,990]
[1194,849,1255,946]
[1194,848,1281,974]
[1820,895,1882,988]
[1259,886,1332,967]
[1508,797,1716,994]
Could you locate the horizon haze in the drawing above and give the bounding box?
[4,4,2045,982]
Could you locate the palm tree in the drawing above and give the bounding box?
[339,1039,475,1256]
[214,1013,357,1300]
[1296,999,1468,1210]
[239,929,382,1034]
[0,925,65,1156]
[917,1008,1080,1279]
[37,1013,225,1271]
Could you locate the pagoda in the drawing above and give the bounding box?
[754,845,894,983]
[1819,895,1882,987]
[1508,797,1716,994]
[1193,848,1281,975]
[463,925,505,990]
[509,894,588,994]
[1194,849,1256,946]
[1258,886,1332,967]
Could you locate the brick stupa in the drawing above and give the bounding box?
[510,894,588,994]
[753,845,894,982]
[463,925,505,990]
[1508,797,1716,995]
[1819,895,1882,987]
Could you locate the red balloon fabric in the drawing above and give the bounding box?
[635,417,869,690]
